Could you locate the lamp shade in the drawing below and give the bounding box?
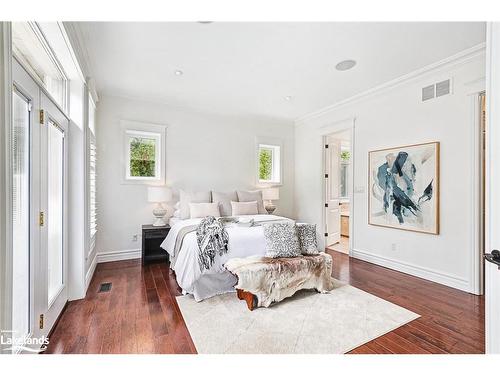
[147,186,172,203]
[262,187,279,201]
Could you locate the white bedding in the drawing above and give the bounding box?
[160,214,292,301]
[169,217,181,227]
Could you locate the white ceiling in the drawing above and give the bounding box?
[77,22,486,121]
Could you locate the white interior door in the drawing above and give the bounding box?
[486,22,500,354]
[325,135,341,246]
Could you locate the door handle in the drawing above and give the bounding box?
[485,250,500,268]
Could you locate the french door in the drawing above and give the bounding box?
[12,58,68,349]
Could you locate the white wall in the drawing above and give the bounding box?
[295,48,486,293]
[96,95,295,261]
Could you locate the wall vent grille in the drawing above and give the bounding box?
[422,79,451,102]
[436,79,451,97]
[422,85,435,101]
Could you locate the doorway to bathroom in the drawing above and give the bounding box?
[323,129,352,255]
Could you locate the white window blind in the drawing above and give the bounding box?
[89,134,97,249]
[88,96,97,253]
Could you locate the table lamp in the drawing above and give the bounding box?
[262,187,279,214]
[147,186,172,226]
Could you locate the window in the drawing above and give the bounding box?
[257,140,282,185]
[122,121,167,184]
[88,96,97,254]
[11,89,31,344]
[126,131,160,179]
[340,149,350,198]
[12,22,68,110]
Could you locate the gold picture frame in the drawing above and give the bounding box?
[368,141,440,235]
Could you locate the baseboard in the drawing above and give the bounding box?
[351,248,472,293]
[85,252,98,293]
[96,248,141,263]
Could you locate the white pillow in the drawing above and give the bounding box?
[174,201,180,210]
[189,202,220,219]
[180,190,211,219]
[231,201,258,216]
[173,209,180,218]
[212,191,238,216]
[237,190,267,214]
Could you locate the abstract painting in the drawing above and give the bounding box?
[369,141,439,234]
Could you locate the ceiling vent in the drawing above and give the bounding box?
[422,79,451,102]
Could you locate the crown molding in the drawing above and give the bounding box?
[295,42,486,126]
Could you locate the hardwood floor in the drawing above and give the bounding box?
[45,260,196,354]
[327,236,349,254]
[45,251,484,354]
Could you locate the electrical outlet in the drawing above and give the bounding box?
[132,234,138,242]
[391,243,397,251]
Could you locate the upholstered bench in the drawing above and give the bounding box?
[225,252,334,310]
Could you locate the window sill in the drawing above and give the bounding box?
[258,181,283,187]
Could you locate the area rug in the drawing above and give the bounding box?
[176,279,420,354]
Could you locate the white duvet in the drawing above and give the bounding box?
[160,214,292,301]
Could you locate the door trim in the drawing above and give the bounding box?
[470,91,486,296]
[320,117,356,255]
[485,21,500,354]
[1,22,13,347]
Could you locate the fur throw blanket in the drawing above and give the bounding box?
[225,252,335,308]
[196,216,229,271]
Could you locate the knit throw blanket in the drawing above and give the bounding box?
[196,216,229,271]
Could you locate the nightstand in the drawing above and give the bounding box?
[142,224,170,265]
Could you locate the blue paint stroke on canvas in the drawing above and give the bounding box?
[374,151,433,225]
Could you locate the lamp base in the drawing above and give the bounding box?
[152,203,168,226]
[152,217,167,227]
[265,204,276,215]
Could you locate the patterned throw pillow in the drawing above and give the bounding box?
[296,223,319,255]
[263,222,301,258]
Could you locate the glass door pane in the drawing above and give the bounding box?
[47,120,64,304]
[12,91,31,341]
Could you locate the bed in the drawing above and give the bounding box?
[160,214,292,301]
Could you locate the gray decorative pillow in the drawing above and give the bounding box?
[237,190,267,214]
[212,191,238,216]
[263,222,301,258]
[296,223,319,255]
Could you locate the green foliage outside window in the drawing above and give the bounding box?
[130,137,156,177]
[340,150,351,162]
[259,148,273,180]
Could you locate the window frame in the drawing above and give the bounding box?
[121,120,167,185]
[256,137,283,186]
[11,22,69,112]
